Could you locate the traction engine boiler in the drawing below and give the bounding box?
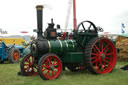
[20,5,117,80]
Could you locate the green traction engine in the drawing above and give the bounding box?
[20,5,117,80]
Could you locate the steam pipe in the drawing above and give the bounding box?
[36,5,43,39]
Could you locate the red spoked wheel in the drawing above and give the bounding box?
[38,53,62,80]
[85,38,116,74]
[20,54,38,76]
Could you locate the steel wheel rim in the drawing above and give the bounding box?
[13,51,19,61]
[23,54,38,75]
[41,55,62,79]
[90,39,116,74]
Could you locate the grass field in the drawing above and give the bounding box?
[0,61,128,85]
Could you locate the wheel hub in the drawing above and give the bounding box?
[13,52,18,60]
[49,65,54,70]
[100,53,105,59]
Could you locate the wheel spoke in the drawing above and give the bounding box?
[92,59,98,64]
[47,58,51,65]
[93,46,98,53]
[100,62,104,71]
[105,57,112,60]
[104,48,110,54]
[103,44,110,51]
[99,40,103,52]
[91,56,97,60]
[26,58,31,64]
[42,65,49,68]
[53,58,57,65]
[88,24,91,29]
[50,56,53,61]
[53,63,58,66]
[51,71,54,77]
[91,53,98,56]
[81,23,86,31]
[94,45,100,53]
[102,60,106,67]
[54,70,58,74]
[48,71,50,78]
[103,59,112,65]
[106,52,114,56]
[95,60,98,67]
[97,62,101,71]
[44,70,49,76]
[44,60,49,65]
[25,58,29,63]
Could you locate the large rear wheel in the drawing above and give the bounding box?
[85,37,117,74]
[38,53,62,80]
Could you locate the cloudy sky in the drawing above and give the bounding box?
[0,0,128,36]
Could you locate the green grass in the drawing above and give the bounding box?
[0,61,128,85]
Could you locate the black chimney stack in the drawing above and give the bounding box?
[36,5,43,39]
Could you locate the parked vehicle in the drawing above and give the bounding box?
[0,38,26,48]
[20,5,117,80]
[0,41,20,63]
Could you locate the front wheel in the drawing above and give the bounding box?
[38,53,62,80]
[20,54,38,76]
[85,37,117,74]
